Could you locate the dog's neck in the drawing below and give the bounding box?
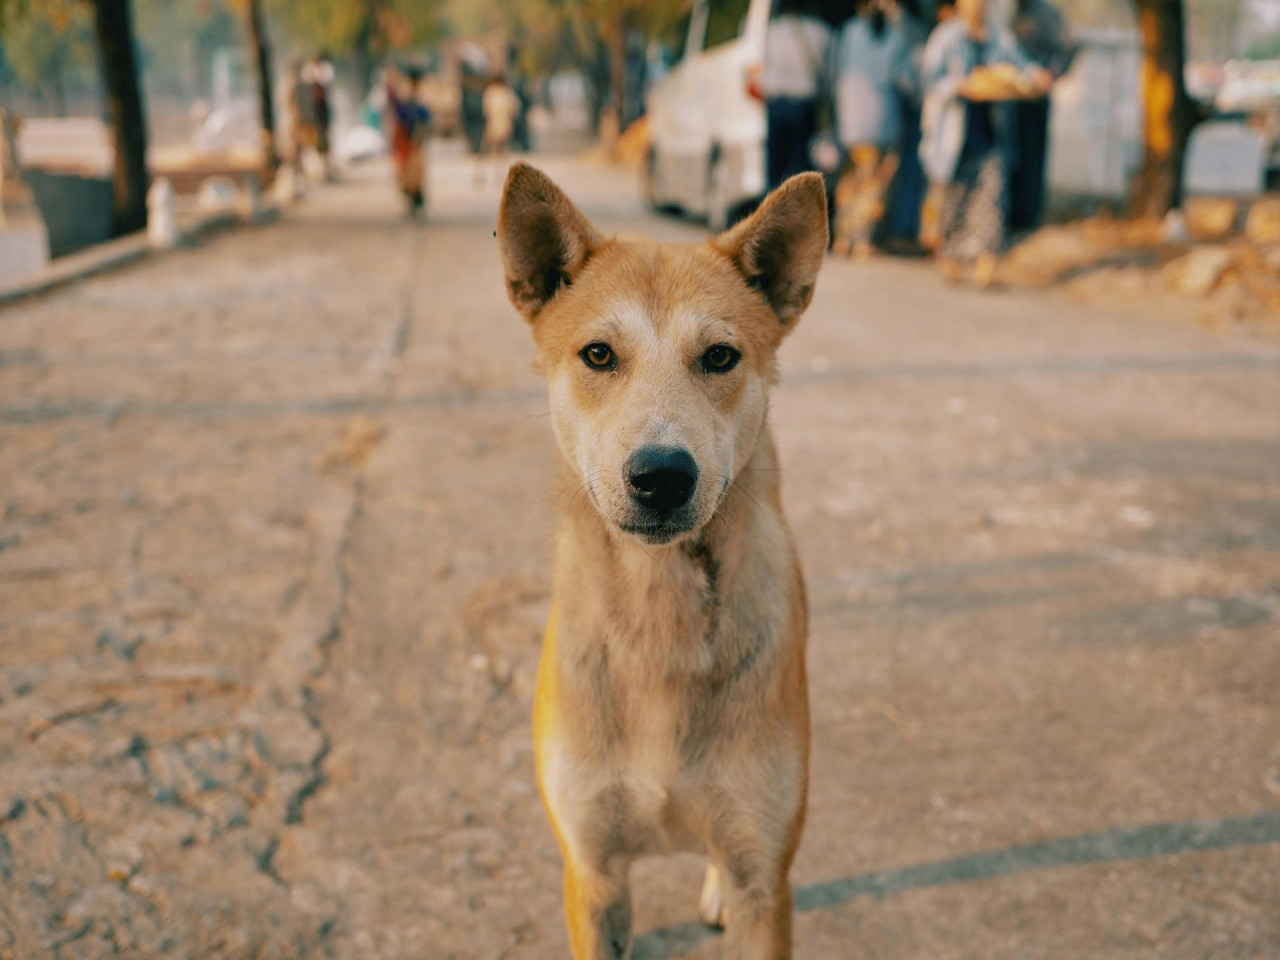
[552,430,788,677]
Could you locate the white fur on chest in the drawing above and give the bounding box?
[540,686,708,861]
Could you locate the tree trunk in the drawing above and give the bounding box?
[352,0,386,100]
[608,10,627,120]
[89,0,148,236]
[1127,0,1198,217]
[52,71,69,118]
[51,42,69,117]
[245,0,279,181]
[353,23,373,102]
[585,43,609,132]
[0,108,19,226]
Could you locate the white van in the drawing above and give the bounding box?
[644,0,773,230]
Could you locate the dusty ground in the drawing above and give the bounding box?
[1000,214,1280,326]
[1,151,1279,960]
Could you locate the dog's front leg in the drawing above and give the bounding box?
[711,865,793,960]
[564,858,633,960]
[703,767,805,960]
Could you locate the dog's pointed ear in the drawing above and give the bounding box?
[498,162,605,322]
[713,172,827,327]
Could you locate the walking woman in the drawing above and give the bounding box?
[830,0,916,257]
[920,0,1048,286]
[386,66,431,218]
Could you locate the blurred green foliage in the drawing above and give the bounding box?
[134,0,240,96]
[265,0,444,63]
[0,0,94,110]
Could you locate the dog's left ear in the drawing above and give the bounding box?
[498,162,605,323]
[713,172,828,328]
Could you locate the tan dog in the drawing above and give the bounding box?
[498,163,826,959]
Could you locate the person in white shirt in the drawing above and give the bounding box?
[761,2,831,190]
[476,76,520,188]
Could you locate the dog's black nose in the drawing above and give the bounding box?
[625,446,698,512]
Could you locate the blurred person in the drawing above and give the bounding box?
[761,0,832,191]
[460,43,491,155]
[1009,0,1078,231]
[830,0,916,257]
[508,46,533,152]
[277,60,306,172]
[882,0,930,252]
[292,59,319,171]
[917,0,955,251]
[386,65,432,218]
[476,75,520,188]
[303,52,335,179]
[920,0,1049,287]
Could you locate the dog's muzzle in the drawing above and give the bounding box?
[624,445,698,513]
[618,446,702,542]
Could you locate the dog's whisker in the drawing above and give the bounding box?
[557,469,600,499]
[727,473,767,513]
[562,469,604,513]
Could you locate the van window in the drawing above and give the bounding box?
[703,0,751,50]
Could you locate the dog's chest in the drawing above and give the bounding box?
[542,528,792,861]
[543,682,724,859]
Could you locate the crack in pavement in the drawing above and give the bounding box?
[0,201,415,958]
[261,226,418,855]
[0,792,169,957]
[283,475,362,829]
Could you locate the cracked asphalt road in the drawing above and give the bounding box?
[1,152,1279,959]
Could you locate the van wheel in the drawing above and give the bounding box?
[644,148,680,215]
[706,147,732,233]
[643,147,661,210]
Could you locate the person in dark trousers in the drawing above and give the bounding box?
[883,0,930,250]
[1009,0,1078,231]
[761,0,832,190]
[285,59,313,173]
[303,52,335,179]
[920,0,1050,287]
[459,43,491,156]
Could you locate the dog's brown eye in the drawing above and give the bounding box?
[702,345,740,373]
[581,343,615,370]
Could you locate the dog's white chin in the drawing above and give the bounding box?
[617,522,698,546]
[587,482,712,546]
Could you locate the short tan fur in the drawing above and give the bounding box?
[498,162,827,959]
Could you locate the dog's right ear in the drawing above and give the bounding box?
[498,163,604,323]
[712,171,827,328]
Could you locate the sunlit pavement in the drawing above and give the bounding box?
[1,148,1278,959]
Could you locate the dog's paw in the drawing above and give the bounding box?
[698,865,728,929]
